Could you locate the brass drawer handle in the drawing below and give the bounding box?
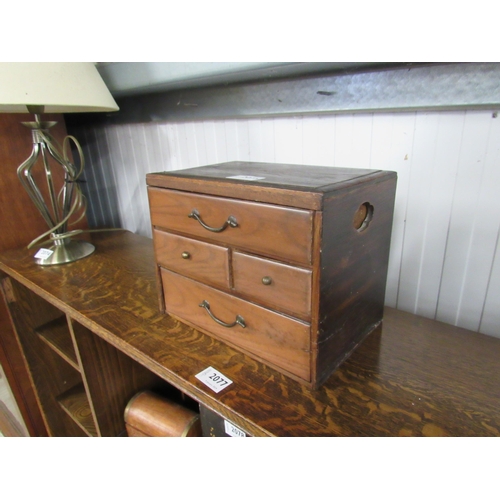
[199,300,246,328]
[262,276,272,285]
[188,209,238,233]
[181,251,190,259]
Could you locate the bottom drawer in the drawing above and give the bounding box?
[160,268,311,381]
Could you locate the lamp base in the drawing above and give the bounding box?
[35,239,95,266]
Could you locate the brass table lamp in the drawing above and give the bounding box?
[0,63,118,265]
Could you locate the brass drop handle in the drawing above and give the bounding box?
[181,251,190,259]
[262,276,272,285]
[188,209,238,233]
[199,300,246,328]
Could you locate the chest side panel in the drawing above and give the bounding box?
[316,174,397,385]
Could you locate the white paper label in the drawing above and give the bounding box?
[226,175,266,181]
[34,248,54,260]
[195,366,233,393]
[224,420,246,437]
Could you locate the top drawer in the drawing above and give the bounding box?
[148,187,314,265]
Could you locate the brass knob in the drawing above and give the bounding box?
[262,276,272,285]
[181,251,190,259]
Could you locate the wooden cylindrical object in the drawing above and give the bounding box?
[124,391,201,437]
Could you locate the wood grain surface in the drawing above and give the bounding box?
[69,319,164,437]
[161,268,311,381]
[232,251,312,321]
[148,187,314,265]
[147,164,395,389]
[153,228,231,289]
[146,161,381,210]
[1,230,499,436]
[36,316,79,371]
[2,280,86,436]
[315,173,398,385]
[57,383,97,437]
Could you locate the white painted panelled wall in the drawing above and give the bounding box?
[74,110,500,338]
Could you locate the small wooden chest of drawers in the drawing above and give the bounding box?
[146,162,397,389]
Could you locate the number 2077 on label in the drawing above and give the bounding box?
[195,367,233,393]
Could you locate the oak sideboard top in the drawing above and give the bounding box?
[1,230,499,437]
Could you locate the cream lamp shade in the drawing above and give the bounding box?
[0,62,119,113]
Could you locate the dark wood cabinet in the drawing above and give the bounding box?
[2,276,167,436]
[0,112,88,436]
[1,230,500,437]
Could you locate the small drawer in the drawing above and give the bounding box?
[153,229,230,289]
[161,269,311,381]
[232,252,312,321]
[148,187,313,265]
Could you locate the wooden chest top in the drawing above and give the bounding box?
[146,161,394,210]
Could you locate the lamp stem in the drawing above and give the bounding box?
[36,116,62,228]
